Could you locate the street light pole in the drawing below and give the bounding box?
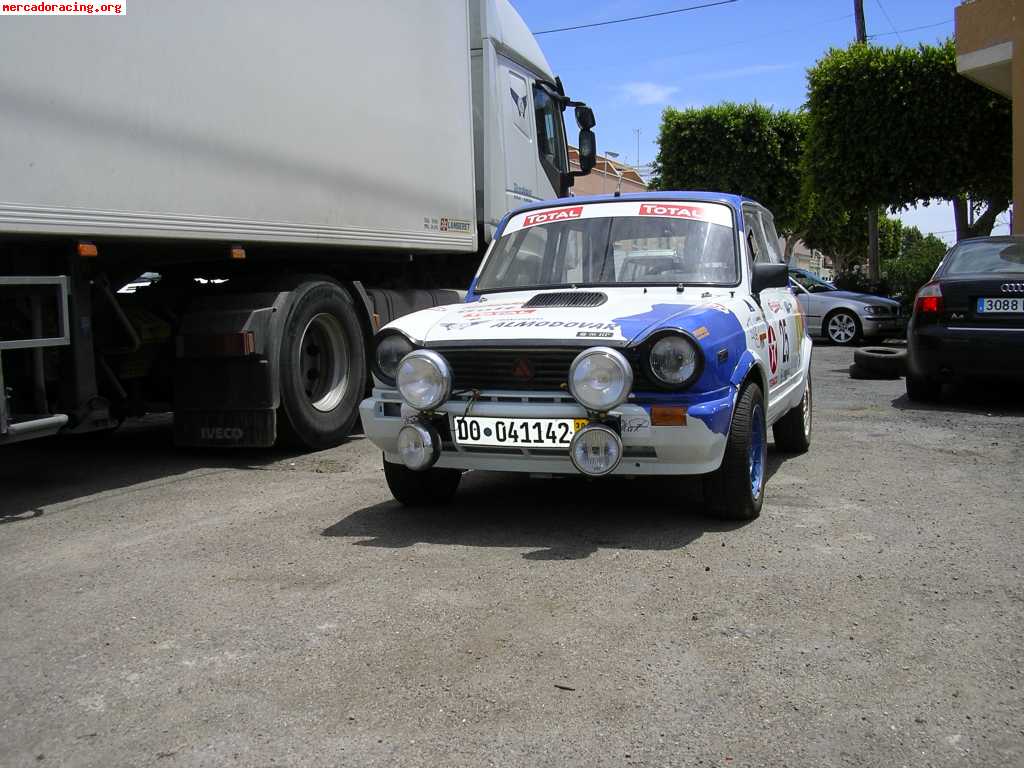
[854,0,880,285]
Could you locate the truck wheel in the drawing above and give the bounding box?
[277,281,366,449]
[383,457,462,506]
[772,372,811,453]
[703,383,766,521]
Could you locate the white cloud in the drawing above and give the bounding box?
[618,81,679,106]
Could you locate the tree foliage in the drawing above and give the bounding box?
[804,39,1011,238]
[650,102,806,236]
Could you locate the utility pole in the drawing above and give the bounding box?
[634,128,642,169]
[854,0,880,284]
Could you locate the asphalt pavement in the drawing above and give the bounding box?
[2,344,1022,767]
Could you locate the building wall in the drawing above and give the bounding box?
[568,147,646,197]
[956,0,1021,233]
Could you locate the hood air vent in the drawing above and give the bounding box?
[523,291,607,308]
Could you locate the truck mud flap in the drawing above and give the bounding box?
[174,409,276,447]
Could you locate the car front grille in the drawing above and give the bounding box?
[437,347,647,392]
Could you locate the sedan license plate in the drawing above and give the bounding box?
[451,416,588,448]
[977,297,1024,313]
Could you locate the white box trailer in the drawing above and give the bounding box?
[0,0,596,448]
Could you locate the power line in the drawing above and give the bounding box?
[873,0,904,44]
[533,0,738,36]
[868,19,952,39]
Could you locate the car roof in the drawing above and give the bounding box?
[507,191,757,214]
[955,235,1024,244]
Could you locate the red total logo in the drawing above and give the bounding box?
[767,324,778,374]
[639,203,705,220]
[522,206,584,227]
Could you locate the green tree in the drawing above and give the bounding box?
[804,39,1011,241]
[651,102,806,255]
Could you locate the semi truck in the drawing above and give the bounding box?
[0,0,596,448]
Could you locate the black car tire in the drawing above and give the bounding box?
[853,347,906,378]
[772,373,811,453]
[906,373,941,402]
[824,309,862,346]
[277,281,367,450]
[384,458,462,506]
[703,383,765,522]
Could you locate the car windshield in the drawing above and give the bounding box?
[476,204,738,292]
[790,270,835,291]
[944,240,1024,275]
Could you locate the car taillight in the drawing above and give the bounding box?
[914,282,943,315]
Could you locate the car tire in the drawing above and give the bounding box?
[824,310,861,346]
[772,372,811,453]
[853,347,906,378]
[277,281,367,450]
[906,373,941,402]
[703,382,765,521]
[383,457,462,506]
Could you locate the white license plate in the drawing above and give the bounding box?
[451,416,588,448]
[977,297,1024,313]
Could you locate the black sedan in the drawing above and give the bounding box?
[906,236,1024,400]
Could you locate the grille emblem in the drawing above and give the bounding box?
[511,357,534,381]
[1001,282,1024,293]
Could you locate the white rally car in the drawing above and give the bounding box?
[360,193,812,520]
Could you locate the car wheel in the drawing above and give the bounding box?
[383,457,462,506]
[906,373,941,403]
[703,383,765,521]
[825,310,861,346]
[772,372,811,453]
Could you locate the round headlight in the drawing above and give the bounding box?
[396,423,440,471]
[397,349,451,411]
[648,334,701,386]
[568,347,632,412]
[374,333,414,385]
[570,424,623,476]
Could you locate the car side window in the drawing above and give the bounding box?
[743,206,771,265]
[757,210,784,263]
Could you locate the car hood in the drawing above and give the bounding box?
[385,287,744,346]
[825,290,899,306]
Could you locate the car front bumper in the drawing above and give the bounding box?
[359,388,732,477]
[908,323,1024,379]
[861,315,906,337]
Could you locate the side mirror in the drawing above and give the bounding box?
[577,128,596,174]
[751,263,788,294]
[575,105,596,130]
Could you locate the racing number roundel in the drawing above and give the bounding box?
[767,324,778,374]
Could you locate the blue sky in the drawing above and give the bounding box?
[510,0,1009,243]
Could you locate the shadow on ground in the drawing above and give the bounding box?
[891,379,1024,417]
[0,415,344,520]
[322,452,787,560]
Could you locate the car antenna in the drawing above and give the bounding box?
[676,283,685,293]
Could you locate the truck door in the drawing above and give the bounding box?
[499,60,542,211]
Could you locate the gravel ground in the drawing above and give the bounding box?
[1,344,1022,767]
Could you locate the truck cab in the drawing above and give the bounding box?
[471,0,596,241]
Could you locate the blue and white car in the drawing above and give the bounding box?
[360,193,813,520]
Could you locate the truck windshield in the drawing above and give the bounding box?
[476,211,738,293]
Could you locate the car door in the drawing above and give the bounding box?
[744,206,800,408]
